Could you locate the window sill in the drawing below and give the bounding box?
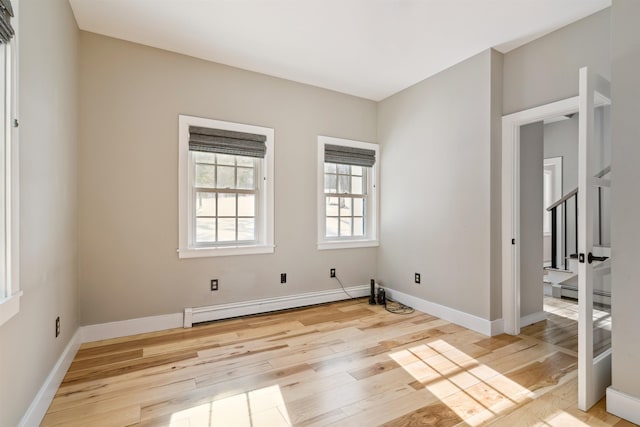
[317,240,379,250]
[178,244,275,259]
[0,291,22,327]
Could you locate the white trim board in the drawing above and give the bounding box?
[520,311,547,328]
[20,286,370,426]
[384,287,503,336]
[19,329,83,427]
[607,387,640,425]
[184,285,369,327]
[81,312,184,343]
[502,96,580,335]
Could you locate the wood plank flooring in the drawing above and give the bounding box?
[42,298,635,426]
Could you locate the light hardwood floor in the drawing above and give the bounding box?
[41,298,636,426]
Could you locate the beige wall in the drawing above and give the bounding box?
[519,122,544,318]
[0,1,79,426]
[78,32,378,325]
[611,0,640,404]
[503,9,610,114]
[377,49,501,320]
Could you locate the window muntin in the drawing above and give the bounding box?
[317,136,379,250]
[191,152,259,245]
[178,115,274,258]
[324,163,367,238]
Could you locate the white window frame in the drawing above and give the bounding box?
[317,136,379,250]
[178,115,274,258]
[0,3,20,327]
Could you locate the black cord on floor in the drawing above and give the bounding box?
[333,275,357,300]
[384,299,415,315]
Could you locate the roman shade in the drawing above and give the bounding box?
[189,126,267,158]
[325,144,376,167]
[0,0,14,44]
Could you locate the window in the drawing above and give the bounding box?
[317,136,379,250]
[178,116,274,258]
[0,0,19,327]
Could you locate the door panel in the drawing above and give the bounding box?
[577,67,611,411]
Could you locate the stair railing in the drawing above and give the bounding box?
[546,164,610,271]
[547,187,578,270]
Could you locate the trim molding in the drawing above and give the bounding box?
[19,329,83,427]
[184,285,369,327]
[502,96,580,335]
[606,387,640,425]
[19,284,372,426]
[81,313,184,343]
[384,288,499,336]
[520,310,547,328]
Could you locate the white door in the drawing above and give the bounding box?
[577,66,612,411]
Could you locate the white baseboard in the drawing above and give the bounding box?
[81,312,183,343]
[490,318,504,336]
[606,387,640,425]
[19,328,83,427]
[520,310,547,328]
[184,285,369,327]
[16,284,369,426]
[383,288,498,336]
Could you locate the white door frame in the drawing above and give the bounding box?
[501,96,579,335]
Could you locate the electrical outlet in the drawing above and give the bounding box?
[210,279,218,291]
[330,268,336,278]
[415,273,421,284]
[55,316,60,338]
[281,273,287,284]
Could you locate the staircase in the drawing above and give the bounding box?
[543,165,611,306]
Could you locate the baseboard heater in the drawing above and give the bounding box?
[183,285,369,327]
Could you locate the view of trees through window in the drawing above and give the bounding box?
[193,152,258,244]
[324,163,367,237]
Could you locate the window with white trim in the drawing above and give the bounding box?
[178,116,274,258]
[317,136,379,250]
[0,0,19,327]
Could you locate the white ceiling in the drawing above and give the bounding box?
[68,0,610,101]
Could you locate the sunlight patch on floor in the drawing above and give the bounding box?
[391,339,535,426]
[169,385,291,427]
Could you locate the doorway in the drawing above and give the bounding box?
[501,67,612,411]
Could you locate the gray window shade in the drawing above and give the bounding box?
[189,126,267,158]
[0,0,13,44]
[325,144,375,167]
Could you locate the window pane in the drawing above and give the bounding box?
[236,156,254,167]
[238,194,255,217]
[353,198,364,216]
[324,174,337,193]
[195,192,216,216]
[351,165,363,176]
[340,217,352,237]
[353,217,364,236]
[337,175,350,194]
[195,164,216,188]
[324,163,336,174]
[217,154,235,165]
[195,218,216,243]
[326,197,339,216]
[326,217,338,237]
[351,176,363,195]
[218,193,236,216]
[237,218,255,241]
[337,164,349,174]
[193,151,216,164]
[217,166,235,189]
[237,167,255,190]
[218,218,236,241]
[339,198,352,216]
